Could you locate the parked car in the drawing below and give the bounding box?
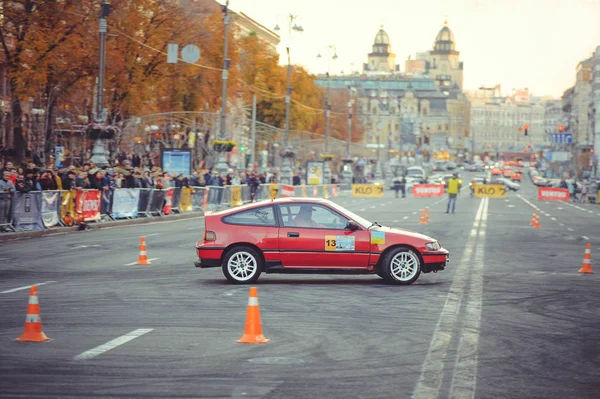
[195,198,449,285]
[496,178,520,191]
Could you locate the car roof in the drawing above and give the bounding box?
[205,197,333,217]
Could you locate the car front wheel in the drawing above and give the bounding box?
[380,247,422,285]
[222,246,262,284]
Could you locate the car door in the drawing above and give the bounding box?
[277,203,371,268]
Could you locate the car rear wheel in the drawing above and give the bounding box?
[380,247,421,285]
[222,246,262,284]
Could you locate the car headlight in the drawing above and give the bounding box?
[425,241,440,251]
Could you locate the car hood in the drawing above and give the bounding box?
[371,225,435,244]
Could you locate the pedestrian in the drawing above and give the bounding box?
[0,170,15,193]
[400,176,406,198]
[446,173,460,214]
[393,178,400,198]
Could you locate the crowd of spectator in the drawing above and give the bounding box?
[1,155,309,196]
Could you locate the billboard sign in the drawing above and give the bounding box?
[161,148,191,177]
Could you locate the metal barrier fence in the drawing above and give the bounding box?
[0,184,340,233]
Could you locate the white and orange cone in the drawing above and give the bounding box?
[16,286,50,342]
[237,287,269,344]
[579,243,594,274]
[136,236,151,265]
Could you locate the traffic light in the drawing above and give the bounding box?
[240,146,246,152]
[523,124,529,136]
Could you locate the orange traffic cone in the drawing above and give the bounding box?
[136,236,151,265]
[16,286,50,342]
[529,210,537,226]
[237,287,269,344]
[532,211,540,229]
[579,243,594,274]
[419,209,427,224]
[424,207,430,223]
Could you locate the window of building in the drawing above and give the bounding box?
[222,206,276,226]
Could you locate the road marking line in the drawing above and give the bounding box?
[403,216,409,219]
[582,236,590,240]
[413,198,487,399]
[146,233,160,237]
[568,228,574,232]
[551,217,557,221]
[371,206,377,209]
[589,210,594,214]
[393,220,399,223]
[360,208,366,211]
[557,207,563,210]
[450,218,486,398]
[124,258,159,266]
[559,223,565,226]
[74,328,153,360]
[0,281,57,294]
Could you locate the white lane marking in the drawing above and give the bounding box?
[551,217,557,221]
[124,258,159,266]
[589,210,594,214]
[380,203,386,207]
[371,206,377,209]
[187,227,196,230]
[582,236,590,240]
[403,216,409,220]
[559,223,565,226]
[450,215,486,398]
[146,233,160,237]
[557,207,563,210]
[393,220,399,223]
[0,281,57,294]
[412,211,417,215]
[72,245,101,249]
[507,204,515,208]
[360,208,366,212]
[545,214,551,217]
[567,228,574,232]
[74,328,153,360]
[413,198,487,399]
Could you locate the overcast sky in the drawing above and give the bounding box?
[229,0,600,98]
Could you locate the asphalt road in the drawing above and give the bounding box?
[0,171,599,399]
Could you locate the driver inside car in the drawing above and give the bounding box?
[293,205,323,228]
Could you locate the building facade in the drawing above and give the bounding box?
[469,90,546,156]
[316,27,470,160]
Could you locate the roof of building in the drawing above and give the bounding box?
[433,20,457,53]
[374,26,390,45]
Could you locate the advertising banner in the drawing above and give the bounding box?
[413,184,445,197]
[269,184,279,199]
[60,190,76,225]
[472,184,507,198]
[41,191,61,227]
[112,189,141,218]
[163,187,175,214]
[538,187,569,201]
[281,184,295,198]
[351,184,384,198]
[161,148,191,177]
[76,190,101,222]
[306,161,324,185]
[179,187,194,211]
[12,192,44,231]
[230,186,243,206]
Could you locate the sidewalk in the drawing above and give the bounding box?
[0,211,204,243]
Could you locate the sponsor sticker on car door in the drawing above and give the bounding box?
[325,235,355,251]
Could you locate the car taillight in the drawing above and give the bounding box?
[203,231,216,241]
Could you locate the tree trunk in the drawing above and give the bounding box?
[11,94,26,164]
[43,100,56,166]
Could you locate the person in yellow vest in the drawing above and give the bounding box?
[446,173,461,214]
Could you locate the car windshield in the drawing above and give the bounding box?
[328,201,372,229]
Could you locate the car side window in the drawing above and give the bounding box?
[222,206,276,226]
[281,204,348,229]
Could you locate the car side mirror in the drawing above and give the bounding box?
[346,221,359,231]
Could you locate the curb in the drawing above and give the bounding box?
[0,211,204,243]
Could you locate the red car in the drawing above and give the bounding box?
[195,198,449,285]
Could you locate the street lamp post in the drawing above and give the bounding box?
[317,46,337,184]
[214,0,231,175]
[342,87,355,186]
[90,0,111,167]
[274,15,303,185]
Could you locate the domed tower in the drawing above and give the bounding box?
[428,20,463,89]
[364,26,398,73]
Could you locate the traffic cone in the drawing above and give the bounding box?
[136,236,151,265]
[424,207,430,223]
[419,209,427,224]
[578,243,594,274]
[237,287,269,344]
[532,211,540,229]
[16,286,50,342]
[529,210,537,226]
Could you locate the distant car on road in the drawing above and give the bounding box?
[495,178,520,191]
[195,198,449,285]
